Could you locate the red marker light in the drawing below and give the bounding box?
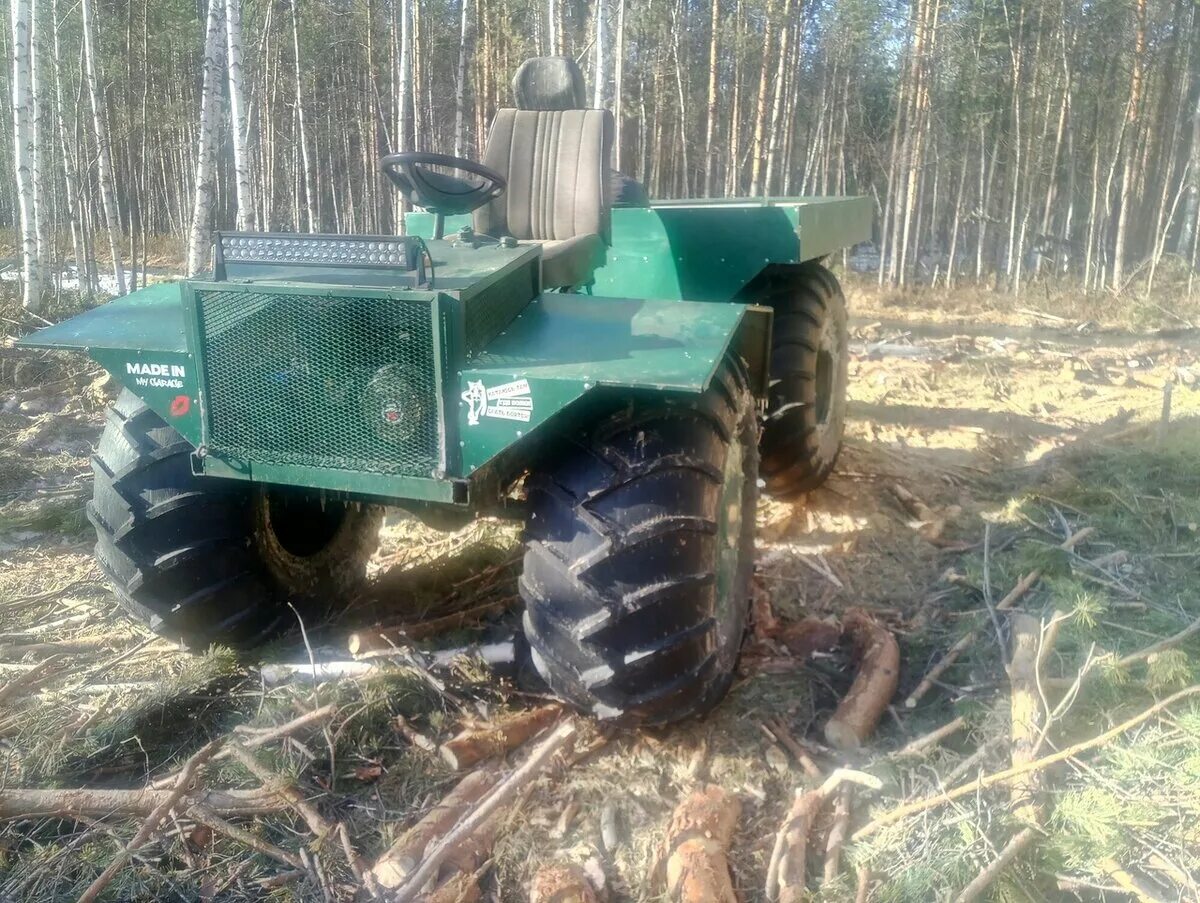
[170,395,191,417]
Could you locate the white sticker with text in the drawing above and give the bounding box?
[462,378,533,425]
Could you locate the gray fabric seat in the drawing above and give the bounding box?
[473,58,613,289]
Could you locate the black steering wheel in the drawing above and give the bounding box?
[380,152,506,239]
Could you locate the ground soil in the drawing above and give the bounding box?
[2,280,1199,900]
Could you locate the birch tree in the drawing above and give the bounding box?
[225,0,254,231]
[80,0,127,295]
[10,0,39,310]
[186,0,225,276]
[593,0,607,109]
[454,0,473,157]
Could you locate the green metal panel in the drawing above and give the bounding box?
[456,294,747,472]
[17,281,189,353]
[407,196,872,302]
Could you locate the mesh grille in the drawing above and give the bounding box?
[463,276,532,357]
[197,289,440,476]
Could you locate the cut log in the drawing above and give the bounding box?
[369,769,501,890]
[824,610,900,750]
[439,704,562,770]
[661,784,740,903]
[530,862,600,903]
[0,654,65,705]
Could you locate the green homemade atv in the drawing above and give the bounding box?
[21,58,870,725]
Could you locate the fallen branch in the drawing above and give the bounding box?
[764,718,822,779]
[824,610,900,750]
[77,738,223,903]
[1100,856,1172,903]
[953,827,1038,903]
[662,784,740,903]
[439,704,562,770]
[890,716,967,759]
[348,598,514,653]
[767,770,881,902]
[151,704,339,789]
[390,719,578,902]
[187,801,305,870]
[227,743,333,840]
[369,769,500,890]
[0,786,282,819]
[530,862,600,903]
[821,788,851,886]
[906,527,1095,709]
[1008,612,1043,824]
[854,684,1200,840]
[0,654,65,705]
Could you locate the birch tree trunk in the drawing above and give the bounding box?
[613,0,625,170]
[454,0,472,158]
[291,0,317,231]
[1111,0,1146,289]
[10,0,40,310]
[80,0,127,294]
[186,0,224,276]
[50,0,85,294]
[703,0,720,196]
[30,6,50,294]
[750,0,776,196]
[225,0,254,230]
[593,0,607,110]
[547,0,560,57]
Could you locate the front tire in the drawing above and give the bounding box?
[758,262,849,497]
[88,390,382,649]
[520,358,758,725]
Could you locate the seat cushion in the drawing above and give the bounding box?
[538,233,606,289]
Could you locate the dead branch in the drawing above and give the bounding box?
[530,862,601,903]
[662,784,740,903]
[0,786,282,819]
[187,801,305,870]
[77,738,223,903]
[765,717,823,779]
[0,653,65,705]
[824,610,900,750]
[227,743,333,839]
[890,716,967,759]
[348,598,514,653]
[0,636,115,658]
[1115,613,1200,670]
[953,827,1038,903]
[391,719,579,902]
[767,770,881,902]
[1100,857,1172,903]
[439,704,562,770]
[853,684,1200,840]
[821,788,851,886]
[1008,612,1043,823]
[906,528,1095,709]
[370,769,501,890]
[150,704,339,789]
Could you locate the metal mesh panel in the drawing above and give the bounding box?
[463,272,534,357]
[197,289,440,476]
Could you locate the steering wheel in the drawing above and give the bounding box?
[380,153,506,239]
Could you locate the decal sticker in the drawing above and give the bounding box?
[169,395,191,417]
[126,361,186,389]
[462,378,533,426]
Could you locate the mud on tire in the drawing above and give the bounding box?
[758,261,849,497]
[520,357,758,726]
[89,390,382,649]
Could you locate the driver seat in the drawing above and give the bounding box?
[474,57,612,290]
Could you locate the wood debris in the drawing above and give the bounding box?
[824,609,900,750]
[660,784,740,903]
[439,703,562,770]
[530,862,602,903]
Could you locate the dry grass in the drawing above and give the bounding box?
[2,279,1200,900]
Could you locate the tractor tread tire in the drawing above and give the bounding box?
[520,358,758,726]
[89,390,380,650]
[758,261,849,497]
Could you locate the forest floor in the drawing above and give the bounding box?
[1,278,1200,901]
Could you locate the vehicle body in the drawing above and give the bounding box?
[19,56,871,725]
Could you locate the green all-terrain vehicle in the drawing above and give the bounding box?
[21,58,870,725]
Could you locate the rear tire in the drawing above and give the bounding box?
[520,358,758,725]
[758,262,849,497]
[89,390,382,649]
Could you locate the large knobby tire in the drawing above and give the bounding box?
[520,358,758,726]
[88,390,382,649]
[758,262,849,497]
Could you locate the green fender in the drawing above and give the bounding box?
[18,282,769,505]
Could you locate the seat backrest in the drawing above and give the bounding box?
[474,57,612,243]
